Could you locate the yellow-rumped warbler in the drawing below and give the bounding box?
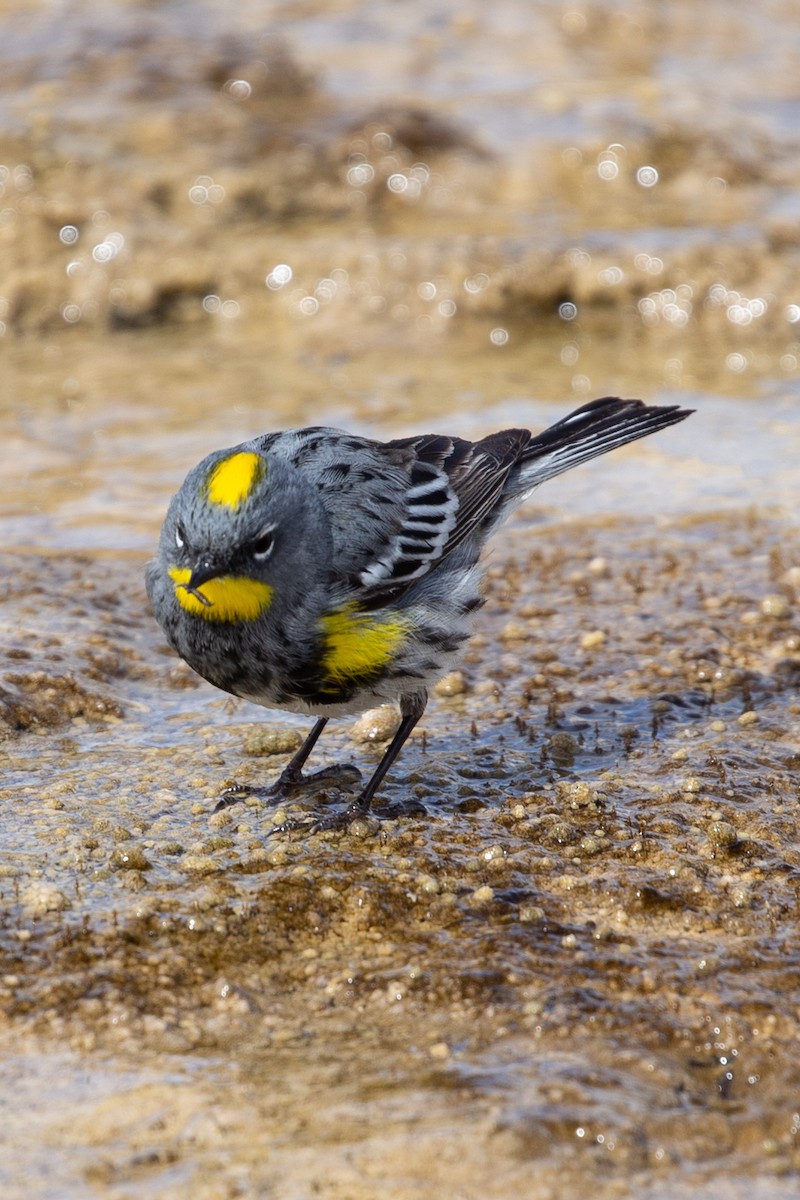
[146,396,691,831]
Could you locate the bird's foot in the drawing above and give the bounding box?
[213,763,362,813]
[267,795,427,837]
[268,795,376,837]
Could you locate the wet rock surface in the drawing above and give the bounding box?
[2,512,800,1197]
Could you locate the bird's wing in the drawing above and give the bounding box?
[255,426,529,602]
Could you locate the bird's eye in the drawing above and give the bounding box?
[175,521,186,550]
[252,525,276,560]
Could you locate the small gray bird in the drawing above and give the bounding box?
[146,396,691,831]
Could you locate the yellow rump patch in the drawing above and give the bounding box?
[320,603,408,690]
[206,451,264,509]
[169,568,273,623]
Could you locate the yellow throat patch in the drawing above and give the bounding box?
[169,568,273,623]
[207,451,264,509]
[320,603,409,690]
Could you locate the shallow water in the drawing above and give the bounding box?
[2,2,800,1197]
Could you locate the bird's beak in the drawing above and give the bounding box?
[182,556,224,607]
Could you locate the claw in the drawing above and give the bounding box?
[213,763,363,815]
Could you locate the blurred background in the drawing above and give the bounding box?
[1,0,798,552]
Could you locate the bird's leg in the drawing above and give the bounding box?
[273,690,428,834]
[214,717,362,812]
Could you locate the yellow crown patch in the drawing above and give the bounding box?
[207,451,264,509]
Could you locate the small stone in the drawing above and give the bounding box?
[349,705,401,744]
[579,834,604,856]
[347,814,381,839]
[20,883,70,917]
[682,776,701,793]
[109,846,152,872]
[587,556,609,577]
[499,621,530,642]
[760,593,791,619]
[710,720,727,733]
[556,780,593,807]
[243,727,303,757]
[548,821,578,845]
[433,670,467,697]
[429,1041,451,1060]
[181,854,220,875]
[519,904,545,923]
[470,885,495,905]
[708,820,737,848]
[737,710,759,726]
[580,629,606,650]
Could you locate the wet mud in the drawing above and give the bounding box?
[2,1,800,1197]
[3,512,800,1198]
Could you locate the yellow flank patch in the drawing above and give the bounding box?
[320,603,408,689]
[169,568,273,623]
[206,451,264,509]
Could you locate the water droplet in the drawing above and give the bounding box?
[598,266,624,286]
[463,273,489,294]
[59,225,79,245]
[597,160,619,181]
[347,163,375,187]
[315,278,337,302]
[225,79,252,100]
[418,281,437,301]
[726,352,747,373]
[203,294,221,313]
[636,165,659,188]
[490,327,509,346]
[266,264,293,290]
[558,302,578,321]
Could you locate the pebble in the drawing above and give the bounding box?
[433,670,467,697]
[760,593,791,619]
[180,854,220,875]
[587,555,610,577]
[580,629,606,650]
[499,621,530,642]
[737,710,759,726]
[708,820,738,848]
[243,727,303,757]
[109,846,152,871]
[20,882,70,916]
[349,705,401,744]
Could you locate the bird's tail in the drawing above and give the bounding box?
[511,396,692,498]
